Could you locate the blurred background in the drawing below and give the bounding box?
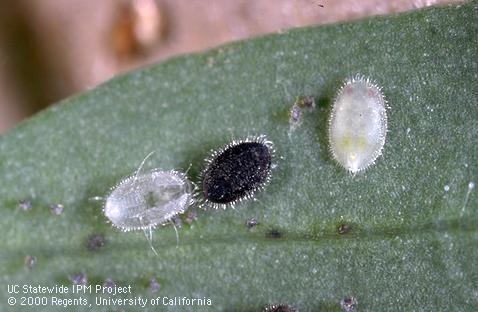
[0,0,460,134]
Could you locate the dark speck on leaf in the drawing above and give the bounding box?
[296,95,316,110]
[266,229,283,239]
[50,203,64,215]
[338,224,351,234]
[24,255,36,270]
[86,234,106,251]
[265,304,297,312]
[340,297,358,312]
[18,199,32,211]
[246,217,259,229]
[69,272,88,285]
[150,278,161,293]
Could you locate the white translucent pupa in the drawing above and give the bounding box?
[328,75,388,173]
[104,170,193,231]
[102,152,194,254]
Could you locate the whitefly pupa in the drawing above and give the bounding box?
[102,152,194,254]
[328,75,388,173]
[200,135,275,209]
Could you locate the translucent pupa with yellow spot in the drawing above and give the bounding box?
[328,75,387,173]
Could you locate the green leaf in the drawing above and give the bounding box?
[1,2,477,311]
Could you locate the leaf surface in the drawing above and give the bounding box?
[1,2,477,311]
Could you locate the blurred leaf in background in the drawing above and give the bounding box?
[0,0,459,133]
